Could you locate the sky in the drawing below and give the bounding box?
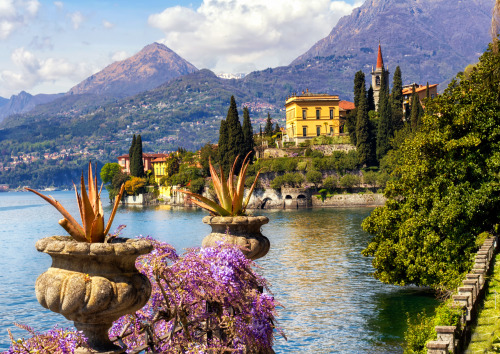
[0,0,363,98]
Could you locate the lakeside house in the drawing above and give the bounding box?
[282,90,352,146]
[117,153,170,174]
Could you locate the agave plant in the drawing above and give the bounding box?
[179,152,260,216]
[25,161,125,243]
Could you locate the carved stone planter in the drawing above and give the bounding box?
[35,236,153,353]
[202,216,270,260]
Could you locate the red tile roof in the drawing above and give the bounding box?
[402,84,438,95]
[339,100,355,110]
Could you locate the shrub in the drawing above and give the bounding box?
[403,311,435,354]
[306,170,323,187]
[188,177,206,194]
[297,160,308,171]
[323,176,337,191]
[362,171,378,187]
[124,177,147,195]
[339,174,360,189]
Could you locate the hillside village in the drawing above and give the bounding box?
[97,45,437,209]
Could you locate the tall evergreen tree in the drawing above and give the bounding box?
[225,96,245,173]
[259,125,263,137]
[264,113,273,137]
[376,73,393,161]
[128,134,137,176]
[410,85,423,131]
[391,66,404,131]
[242,106,255,161]
[356,85,374,166]
[425,82,430,100]
[132,134,145,177]
[353,71,366,108]
[347,70,367,146]
[367,85,376,112]
[218,119,230,173]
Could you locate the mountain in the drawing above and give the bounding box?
[0,91,63,124]
[0,97,7,107]
[68,42,198,98]
[0,0,496,189]
[291,0,492,92]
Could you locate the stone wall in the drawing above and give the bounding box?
[245,188,385,209]
[312,193,385,207]
[426,236,499,354]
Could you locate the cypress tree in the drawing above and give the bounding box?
[347,70,367,146]
[242,106,254,161]
[128,134,136,176]
[367,85,376,112]
[426,82,430,100]
[132,134,145,177]
[259,125,263,137]
[376,73,393,161]
[356,85,374,166]
[353,70,366,108]
[410,85,423,131]
[218,119,230,173]
[225,96,245,173]
[264,113,273,137]
[391,66,404,131]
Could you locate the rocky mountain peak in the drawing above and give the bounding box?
[68,42,198,98]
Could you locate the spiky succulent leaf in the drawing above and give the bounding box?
[178,189,231,216]
[242,169,262,214]
[25,188,86,241]
[103,183,125,237]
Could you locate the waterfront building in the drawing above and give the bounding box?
[283,89,351,145]
[117,153,170,174]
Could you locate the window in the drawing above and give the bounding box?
[316,126,321,136]
[329,109,334,119]
[302,109,307,119]
[431,94,435,99]
[376,76,380,86]
[302,126,307,137]
[330,126,334,135]
[316,109,320,119]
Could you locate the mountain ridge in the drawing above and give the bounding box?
[68,42,198,98]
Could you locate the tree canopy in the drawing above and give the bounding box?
[362,45,500,290]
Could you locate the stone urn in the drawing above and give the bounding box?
[35,236,153,353]
[202,215,270,260]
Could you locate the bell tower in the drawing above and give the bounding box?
[371,43,388,111]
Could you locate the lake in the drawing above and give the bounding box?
[0,191,437,353]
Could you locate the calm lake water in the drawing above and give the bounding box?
[0,191,437,353]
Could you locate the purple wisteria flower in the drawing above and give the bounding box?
[7,238,283,353]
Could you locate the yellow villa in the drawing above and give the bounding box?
[283,90,351,145]
[151,156,171,197]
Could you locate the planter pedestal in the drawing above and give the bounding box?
[202,216,270,260]
[35,236,153,353]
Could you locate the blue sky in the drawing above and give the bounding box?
[0,0,362,97]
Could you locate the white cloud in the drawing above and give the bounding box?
[102,20,114,29]
[0,0,41,40]
[0,47,92,95]
[111,50,127,62]
[69,11,84,29]
[53,1,63,10]
[148,0,360,73]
